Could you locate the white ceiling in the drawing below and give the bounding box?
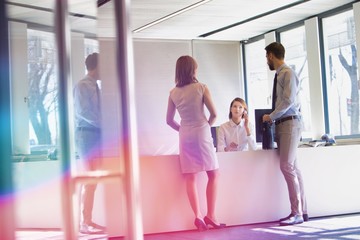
[6,0,357,41]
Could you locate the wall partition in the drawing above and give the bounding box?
[5,0,143,239]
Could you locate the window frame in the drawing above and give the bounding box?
[242,3,360,141]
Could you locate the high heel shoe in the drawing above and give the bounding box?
[204,216,226,229]
[194,218,208,231]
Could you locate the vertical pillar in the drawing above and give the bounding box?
[9,21,30,154]
[98,2,127,237]
[305,17,325,139]
[0,0,16,239]
[113,1,144,239]
[70,32,85,86]
[54,0,75,239]
[69,31,85,171]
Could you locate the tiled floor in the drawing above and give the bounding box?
[16,213,360,240]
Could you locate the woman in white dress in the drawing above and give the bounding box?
[217,97,257,152]
[166,55,225,231]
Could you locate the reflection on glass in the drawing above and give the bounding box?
[323,10,359,136]
[7,1,59,160]
[281,26,312,138]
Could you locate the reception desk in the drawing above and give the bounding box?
[14,145,360,236]
[136,146,360,234]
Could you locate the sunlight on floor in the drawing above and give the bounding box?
[15,214,360,240]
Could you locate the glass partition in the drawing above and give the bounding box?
[6,0,64,238]
[7,1,58,161]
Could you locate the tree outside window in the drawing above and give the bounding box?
[27,30,58,149]
[323,10,359,136]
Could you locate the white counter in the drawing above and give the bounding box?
[135,146,360,234]
[13,145,360,236]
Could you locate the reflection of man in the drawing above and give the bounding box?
[73,53,105,234]
[262,42,308,226]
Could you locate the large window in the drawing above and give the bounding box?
[27,30,58,157]
[245,39,269,111]
[322,10,359,137]
[280,26,312,138]
[27,31,99,160]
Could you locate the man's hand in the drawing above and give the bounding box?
[262,114,272,123]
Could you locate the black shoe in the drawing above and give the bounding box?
[279,215,304,226]
[279,213,294,222]
[79,222,106,234]
[204,216,226,229]
[194,218,208,231]
[280,213,309,222]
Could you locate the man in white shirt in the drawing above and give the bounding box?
[73,53,105,234]
[263,42,308,226]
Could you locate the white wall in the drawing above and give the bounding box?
[133,39,191,156]
[192,40,242,125]
[133,39,242,155]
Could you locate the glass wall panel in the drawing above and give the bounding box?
[7,1,58,160]
[245,39,268,110]
[322,10,359,136]
[280,26,312,139]
[244,39,269,131]
[7,0,64,235]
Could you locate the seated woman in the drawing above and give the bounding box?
[217,97,257,152]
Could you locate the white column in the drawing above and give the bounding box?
[305,17,325,139]
[69,32,85,172]
[70,32,85,85]
[9,21,29,154]
[264,32,276,46]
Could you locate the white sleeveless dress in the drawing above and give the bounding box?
[169,82,219,173]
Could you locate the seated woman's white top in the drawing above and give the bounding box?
[217,119,257,152]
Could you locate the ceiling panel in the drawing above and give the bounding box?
[5,0,357,41]
[130,0,199,29]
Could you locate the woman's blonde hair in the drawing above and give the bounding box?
[175,55,198,87]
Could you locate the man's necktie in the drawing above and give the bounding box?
[271,73,277,110]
